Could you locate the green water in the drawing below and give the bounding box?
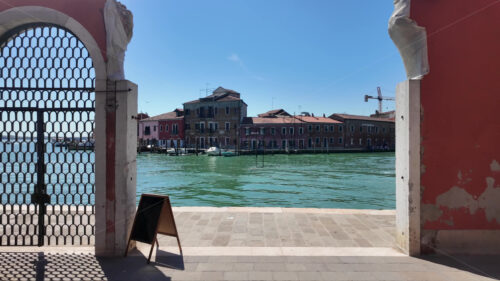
[137,152,395,209]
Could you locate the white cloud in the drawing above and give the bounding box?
[227,53,264,81]
[227,53,241,63]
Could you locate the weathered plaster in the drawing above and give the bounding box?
[421,204,442,223]
[104,0,133,80]
[491,160,500,172]
[388,0,429,80]
[428,177,500,225]
[478,177,500,224]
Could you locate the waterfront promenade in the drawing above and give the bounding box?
[1,207,499,281]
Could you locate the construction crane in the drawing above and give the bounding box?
[364,87,395,113]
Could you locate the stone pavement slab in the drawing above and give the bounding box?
[1,249,499,281]
[1,208,499,280]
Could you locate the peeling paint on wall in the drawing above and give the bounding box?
[430,177,500,225]
[421,204,442,223]
[478,177,500,224]
[491,160,500,172]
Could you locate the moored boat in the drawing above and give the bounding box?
[206,146,221,156]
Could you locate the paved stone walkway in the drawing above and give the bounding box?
[1,207,499,281]
[167,207,395,248]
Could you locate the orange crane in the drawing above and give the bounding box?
[364,87,395,113]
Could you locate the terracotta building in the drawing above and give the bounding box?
[329,113,395,150]
[240,110,344,151]
[183,87,247,149]
[294,115,344,150]
[158,109,185,148]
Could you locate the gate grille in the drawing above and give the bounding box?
[0,24,95,246]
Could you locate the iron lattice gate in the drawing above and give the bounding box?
[0,24,95,246]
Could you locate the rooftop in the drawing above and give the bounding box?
[242,116,305,125]
[141,110,184,121]
[184,86,246,105]
[294,116,343,124]
[330,113,395,123]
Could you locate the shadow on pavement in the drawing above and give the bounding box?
[0,250,175,281]
[153,249,185,270]
[420,254,500,280]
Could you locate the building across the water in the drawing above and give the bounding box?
[183,87,247,149]
[138,86,395,153]
[240,110,345,151]
[329,113,395,150]
[138,109,185,148]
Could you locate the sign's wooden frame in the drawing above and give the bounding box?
[124,194,182,263]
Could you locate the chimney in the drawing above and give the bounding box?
[323,113,325,117]
[312,113,315,117]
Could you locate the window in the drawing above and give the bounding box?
[324,125,328,132]
[225,137,230,146]
[289,127,294,135]
[316,138,320,145]
[185,124,190,130]
[375,127,379,133]
[338,137,343,144]
[316,125,320,132]
[359,126,363,132]
[166,125,169,132]
[382,127,386,133]
[299,127,303,135]
[367,138,372,146]
[282,140,287,148]
[215,123,218,131]
[260,128,265,135]
[339,126,343,132]
[214,107,218,115]
[330,125,334,132]
[323,138,327,147]
[308,138,312,148]
[271,128,275,135]
[185,109,190,115]
[225,122,230,131]
[245,128,250,135]
[159,125,163,132]
[144,126,151,135]
[330,138,334,144]
[308,125,312,132]
[199,122,205,133]
[153,126,157,132]
[350,125,355,132]
[226,106,230,115]
[350,138,354,145]
[359,138,363,145]
[173,124,178,134]
[282,127,286,135]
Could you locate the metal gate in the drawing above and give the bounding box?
[0,24,95,246]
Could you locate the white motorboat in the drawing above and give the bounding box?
[167,148,187,155]
[206,146,221,156]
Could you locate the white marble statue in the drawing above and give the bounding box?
[104,0,133,80]
[388,0,429,80]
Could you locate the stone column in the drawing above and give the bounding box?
[395,80,421,256]
[95,80,138,256]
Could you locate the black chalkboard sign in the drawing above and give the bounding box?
[124,194,182,263]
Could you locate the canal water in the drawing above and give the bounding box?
[137,152,395,209]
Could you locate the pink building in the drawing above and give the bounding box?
[138,109,185,147]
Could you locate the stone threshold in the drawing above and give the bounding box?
[0,246,405,257]
[172,206,395,215]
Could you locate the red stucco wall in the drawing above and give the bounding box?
[0,0,107,60]
[411,0,500,229]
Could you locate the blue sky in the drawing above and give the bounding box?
[120,0,405,117]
